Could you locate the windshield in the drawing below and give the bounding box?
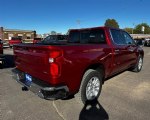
[34,38,41,40]
[41,35,57,44]
[11,37,22,40]
[41,35,67,44]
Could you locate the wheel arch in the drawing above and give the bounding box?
[82,63,105,83]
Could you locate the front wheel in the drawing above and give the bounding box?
[76,69,102,104]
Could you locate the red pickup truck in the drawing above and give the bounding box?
[12,27,144,104]
[9,37,22,48]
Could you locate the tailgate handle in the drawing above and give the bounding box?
[128,46,134,52]
[128,49,134,52]
[115,49,120,52]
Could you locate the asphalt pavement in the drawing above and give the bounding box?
[0,47,150,120]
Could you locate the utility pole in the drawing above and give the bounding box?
[132,23,135,34]
[142,26,145,34]
[76,20,81,28]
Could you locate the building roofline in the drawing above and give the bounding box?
[4,29,35,32]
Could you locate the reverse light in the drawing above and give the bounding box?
[49,58,54,63]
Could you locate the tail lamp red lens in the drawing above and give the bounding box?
[49,50,62,77]
[50,63,59,77]
[49,50,62,58]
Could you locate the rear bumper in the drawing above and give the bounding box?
[12,68,69,100]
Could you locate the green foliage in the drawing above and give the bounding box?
[104,19,119,28]
[124,28,133,34]
[51,31,57,35]
[134,23,150,34]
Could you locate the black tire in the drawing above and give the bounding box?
[0,61,4,69]
[76,69,102,104]
[132,55,143,72]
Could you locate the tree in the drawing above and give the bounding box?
[124,28,133,34]
[134,23,150,34]
[51,31,57,35]
[104,19,119,28]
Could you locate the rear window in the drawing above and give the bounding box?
[68,29,106,44]
[69,31,80,43]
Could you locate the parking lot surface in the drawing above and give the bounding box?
[0,47,150,120]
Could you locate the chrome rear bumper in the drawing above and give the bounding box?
[12,68,69,100]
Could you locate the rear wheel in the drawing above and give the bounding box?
[132,55,143,72]
[76,69,102,104]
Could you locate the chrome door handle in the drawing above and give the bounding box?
[128,49,134,52]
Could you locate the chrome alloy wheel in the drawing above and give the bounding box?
[138,57,143,70]
[86,77,100,100]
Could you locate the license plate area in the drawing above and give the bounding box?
[25,74,32,86]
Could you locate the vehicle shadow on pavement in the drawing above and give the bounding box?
[79,99,109,120]
[3,54,15,68]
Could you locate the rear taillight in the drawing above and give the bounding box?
[50,63,60,76]
[49,50,62,77]
[49,50,62,58]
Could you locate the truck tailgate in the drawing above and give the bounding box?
[14,44,55,83]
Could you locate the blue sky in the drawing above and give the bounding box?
[0,0,150,34]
